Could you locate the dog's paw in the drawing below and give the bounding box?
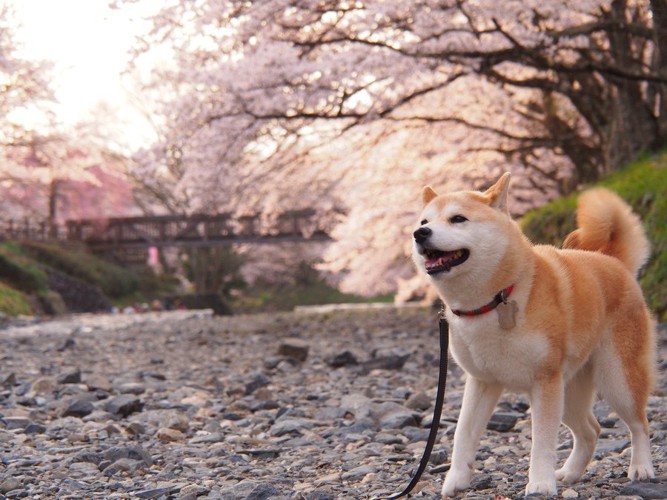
[525,479,557,497]
[555,465,583,484]
[628,463,655,481]
[441,468,471,498]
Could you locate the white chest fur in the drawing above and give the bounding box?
[448,314,550,392]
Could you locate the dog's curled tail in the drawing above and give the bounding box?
[563,188,650,276]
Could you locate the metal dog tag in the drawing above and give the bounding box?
[497,300,518,330]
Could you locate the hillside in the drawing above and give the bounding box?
[521,150,666,320]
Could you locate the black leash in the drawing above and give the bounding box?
[374,308,449,499]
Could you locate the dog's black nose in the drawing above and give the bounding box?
[413,226,432,244]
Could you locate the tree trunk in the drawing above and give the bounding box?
[48,179,60,239]
[650,0,667,147]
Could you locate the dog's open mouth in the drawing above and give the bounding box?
[423,248,470,274]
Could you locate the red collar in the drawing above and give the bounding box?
[451,285,514,317]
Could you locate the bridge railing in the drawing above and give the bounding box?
[64,210,338,248]
[1,210,340,248]
[0,219,63,242]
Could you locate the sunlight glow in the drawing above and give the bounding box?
[10,0,156,149]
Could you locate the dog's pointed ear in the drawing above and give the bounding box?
[422,186,438,206]
[485,172,511,212]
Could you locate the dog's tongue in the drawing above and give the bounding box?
[425,251,456,271]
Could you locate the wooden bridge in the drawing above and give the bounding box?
[1,209,337,249]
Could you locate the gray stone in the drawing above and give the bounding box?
[379,409,419,429]
[72,450,103,465]
[247,483,282,500]
[326,350,358,368]
[0,478,21,494]
[62,398,94,418]
[361,353,410,371]
[341,464,377,480]
[304,491,335,500]
[270,417,314,437]
[134,485,181,498]
[103,458,146,476]
[405,391,432,411]
[471,473,494,490]
[24,422,46,434]
[374,401,420,429]
[487,411,520,432]
[0,372,16,387]
[116,382,146,394]
[57,336,76,352]
[277,338,309,362]
[245,372,270,395]
[2,416,31,430]
[619,481,667,499]
[106,395,143,417]
[594,438,630,457]
[57,368,82,384]
[429,448,448,465]
[103,445,153,466]
[340,393,374,419]
[178,484,211,498]
[189,432,225,444]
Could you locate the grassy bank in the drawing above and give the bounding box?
[0,241,141,317]
[0,240,385,317]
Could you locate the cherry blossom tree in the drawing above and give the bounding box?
[1,131,136,235]
[117,0,666,295]
[0,6,137,233]
[0,4,57,228]
[0,4,54,148]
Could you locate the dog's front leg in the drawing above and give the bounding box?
[526,374,564,497]
[442,377,502,498]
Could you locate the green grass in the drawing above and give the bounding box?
[0,281,32,316]
[521,150,667,319]
[0,243,49,293]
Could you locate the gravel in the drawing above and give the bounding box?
[1,308,665,499]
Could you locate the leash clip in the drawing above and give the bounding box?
[500,288,510,304]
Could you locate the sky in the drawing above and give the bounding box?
[11,0,153,146]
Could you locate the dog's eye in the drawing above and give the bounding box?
[420,219,428,225]
[449,215,468,224]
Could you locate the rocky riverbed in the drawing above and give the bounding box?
[1,307,666,499]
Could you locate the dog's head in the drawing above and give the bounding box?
[412,172,512,279]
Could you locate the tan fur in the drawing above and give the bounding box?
[563,188,650,276]
[412,174,656,498]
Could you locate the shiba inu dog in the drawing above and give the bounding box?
[412,173,656,498]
